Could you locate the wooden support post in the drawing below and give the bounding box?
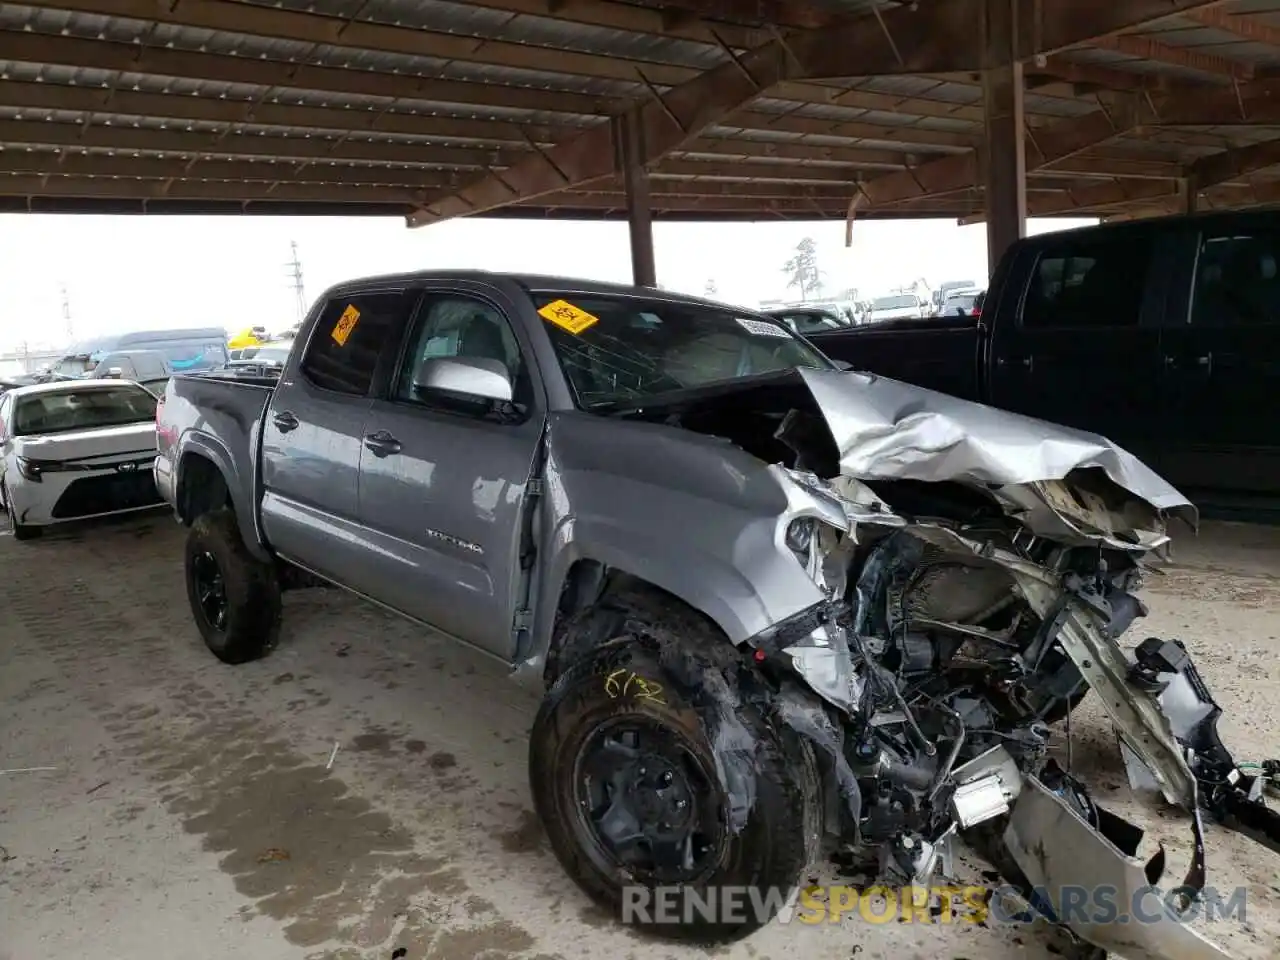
[982,0,1026,272]
[1182,173,1199,215]
[616,111,657,288]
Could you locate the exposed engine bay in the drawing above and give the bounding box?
[606,368,1280,960]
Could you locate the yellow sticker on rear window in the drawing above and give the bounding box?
[331,304,360,345]
[538,299,599,335]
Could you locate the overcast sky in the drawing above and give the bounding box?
[0,213,1095,354]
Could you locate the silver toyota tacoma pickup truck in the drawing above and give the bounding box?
[155,271,1278,957]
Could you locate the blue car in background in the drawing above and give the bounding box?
[42,328,229,381]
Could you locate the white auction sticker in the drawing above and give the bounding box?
[735,317,792,338]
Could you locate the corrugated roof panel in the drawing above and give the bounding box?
[1024,95,1096,118]
[1191,40,1280,63]
[900,81,981,105]
[1227,0,1280,14]
[2,5,652,100]
[778,101,891,122]
[853,75,950,98]
[255,0,727,68]
[673,151,865,169]
[853,109,935,126]
[1065,47,1145,66]
[913,115,979,133]
[835,136,954,152]
[704,126,802,143]
[1134,24,1236,43]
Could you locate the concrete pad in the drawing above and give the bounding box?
[1,515,1276,960]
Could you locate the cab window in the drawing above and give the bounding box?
[300,292,416,396]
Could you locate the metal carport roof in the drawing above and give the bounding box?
[1,0,1280,225]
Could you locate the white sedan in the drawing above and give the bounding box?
[0,379,163,541]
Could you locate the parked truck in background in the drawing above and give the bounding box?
[808,211,1280,514]
[864,294,927,323]
[929,279,978,315]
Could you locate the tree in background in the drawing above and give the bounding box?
[782,237,823,301]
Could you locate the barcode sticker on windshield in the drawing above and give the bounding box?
[539,299,599,335]
[331,304,361,346]
[735,317,791,339]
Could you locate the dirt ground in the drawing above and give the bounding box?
[1,512,1278,960]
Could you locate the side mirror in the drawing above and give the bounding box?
[832,359,854,371]
[413,356,513,403]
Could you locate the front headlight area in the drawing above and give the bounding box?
[776,467,904,601]
[784,514,856,599]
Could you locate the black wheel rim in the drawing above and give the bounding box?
[192,551,229,632]
[570,716,726,885]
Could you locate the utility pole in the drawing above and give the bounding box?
[60,282,73,343]
[285,241,306,324]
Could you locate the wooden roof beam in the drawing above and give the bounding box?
[1091,32,1254,81]
[1192,136,1280,189]
[1184,8,1280,48]
[850,98,1140,207]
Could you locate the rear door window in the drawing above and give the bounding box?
[1021,235,1153,329]
[300,292,417,396]
[1190,230,1280,326]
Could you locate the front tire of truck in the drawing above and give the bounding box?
[184,507,281,664]
[529,593,815,943]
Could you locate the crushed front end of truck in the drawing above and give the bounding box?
[651,368,1279,958]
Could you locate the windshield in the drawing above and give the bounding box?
[13,385,158,436]
[871,295,918,311]
[533,293,830,408]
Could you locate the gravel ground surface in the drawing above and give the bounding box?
[1,512,1277,960]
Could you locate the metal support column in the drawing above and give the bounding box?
[981,0,1026,272]
[615,112,657,288]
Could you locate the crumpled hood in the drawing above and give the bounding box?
[796,367,1198,541]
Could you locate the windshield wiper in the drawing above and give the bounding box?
[584,398,640,415]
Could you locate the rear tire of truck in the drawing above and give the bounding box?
[529,592,815,943]
[184,507,282,664]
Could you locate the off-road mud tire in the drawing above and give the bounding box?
[184,507,281,664]
[530,588,815,943]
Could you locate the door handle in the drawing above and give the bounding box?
[363,430,402,458]
[995,355,1033,372]
[1162,353,1213,375]
[272,411,299,433]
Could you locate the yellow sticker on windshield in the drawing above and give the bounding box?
[538,299,599,335]
[331,304,360,346]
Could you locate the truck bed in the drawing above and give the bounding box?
[155,372,276,554]
[806,315,984,403]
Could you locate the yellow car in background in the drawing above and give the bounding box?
[227,326,268,350]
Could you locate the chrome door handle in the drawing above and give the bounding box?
[363,430,402,457]
[272,411,299,433]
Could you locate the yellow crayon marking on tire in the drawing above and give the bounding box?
[604,668,667,705]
